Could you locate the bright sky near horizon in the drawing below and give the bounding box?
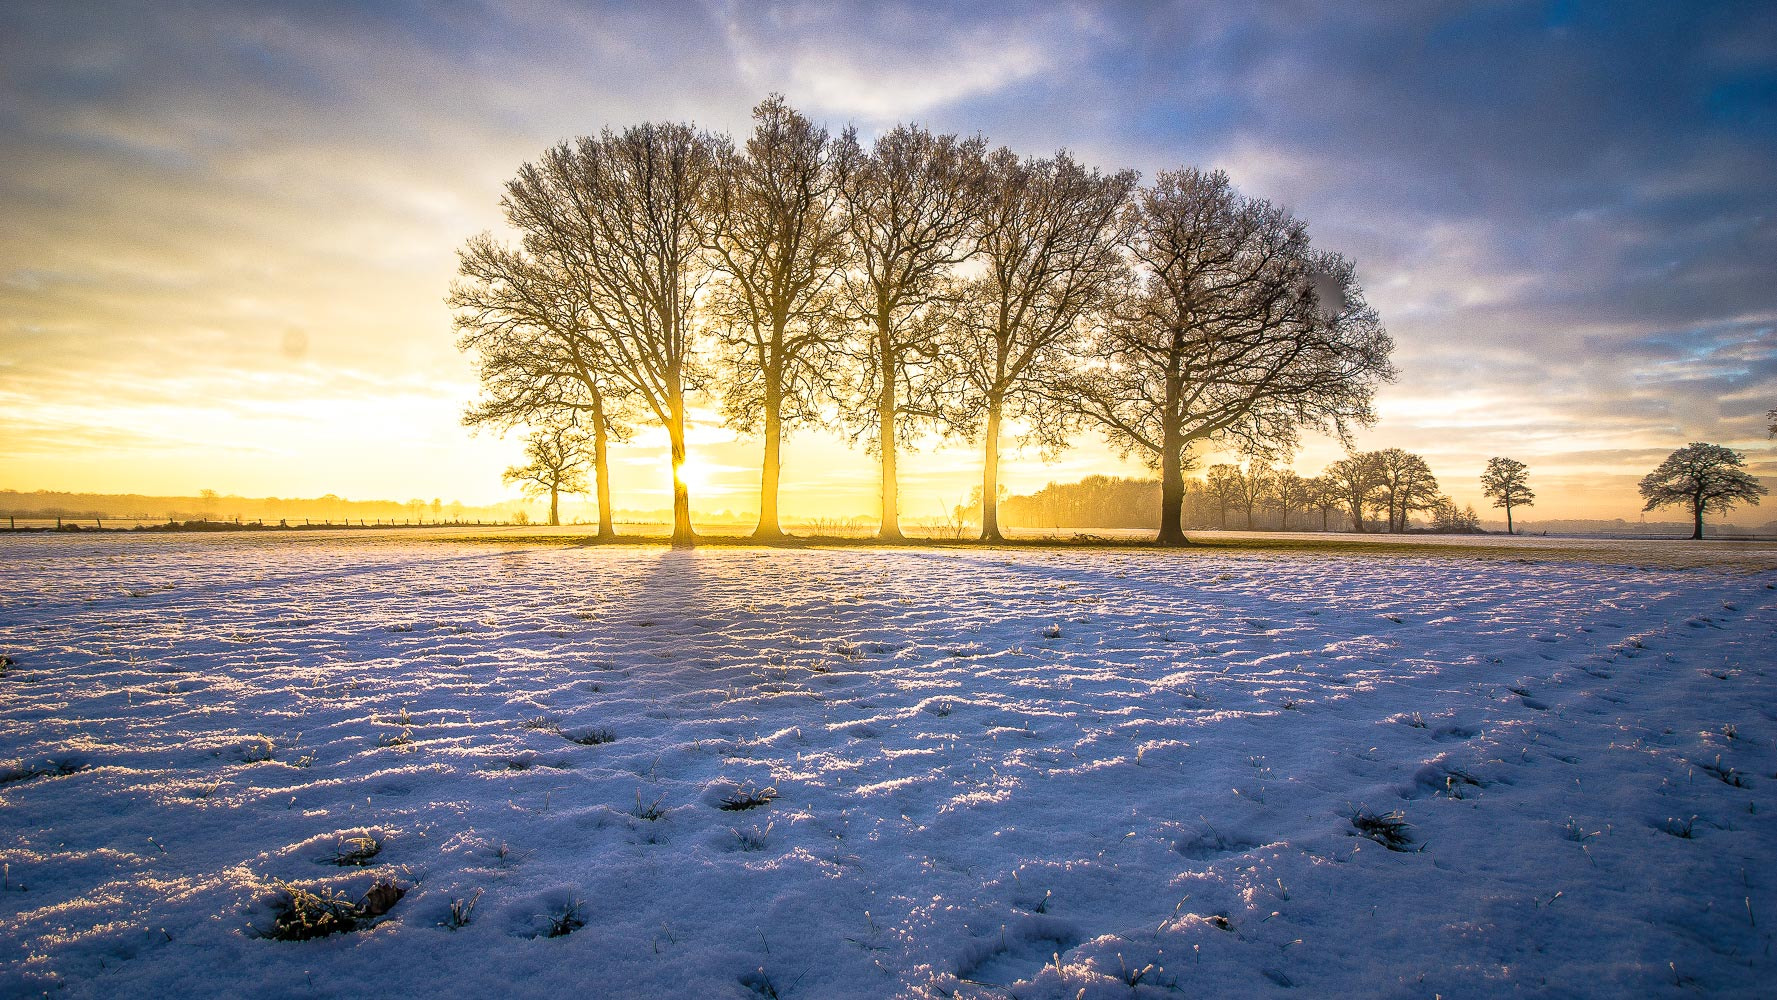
[2,1,1773,522]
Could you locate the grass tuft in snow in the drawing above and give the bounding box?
[238,736,277,763]
[1699,756,1749,788]
[544,900,585,938]
[567,727,616,746]
[377,727,414,749]
[718,785,778,811]
[327,834,382,867]
[1117,953,1162,988]
[442,889,482,930]
[633,790,667,821]
[731,822,774,852]
[259,877,405,941]
[0,757,88,786]
[1041,623,1063,639]
[521,715,561,733]
[1660,815,1699,839]
[1562,817,1600,842]
[1351,809,1416,851]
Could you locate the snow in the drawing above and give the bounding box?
[2,531,1775,998]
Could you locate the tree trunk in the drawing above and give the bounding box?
[754,374,784,541]
[1349,497,1366,533]
[592,396,614,539]
[1245,504,1255,530]
[668,384,694,549]
[1692,497,1704,540]
[1505,504,1513,535]
[548,486,560,526]
[876,322,902,541]
[980,398,1003,542]
[1156,397,1187,545]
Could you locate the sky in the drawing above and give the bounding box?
[2,0,1774,524]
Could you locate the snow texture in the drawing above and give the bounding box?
[2,533,1775,998]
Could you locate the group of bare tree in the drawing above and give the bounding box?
[453,96,1395,545]
[1196,449,1480,534]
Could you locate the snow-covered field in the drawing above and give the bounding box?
[2,533,1774,998]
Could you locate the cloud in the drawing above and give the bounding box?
[714,1,1099,122]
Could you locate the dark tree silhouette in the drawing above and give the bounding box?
[1324,452,1384,533]
[502,123,724,548]
[1271,469,1311,531]
[504,425,592,526]
[451,235,632,539]
[1205,463,1242,529]
[1638,442,1767,539]
[835,124,986,540]
[1306,475,1342,531]
[1235,461,1271,530]
[1373,447,1439,532]
[1070,169,1395,544]
[1479,456,1534,534]
[706,96,852,540]
[949,148,1135,541]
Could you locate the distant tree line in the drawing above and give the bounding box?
[1000,449,1488,534]
[453,96,1395,545]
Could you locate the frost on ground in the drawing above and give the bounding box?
[1,533,1774,998]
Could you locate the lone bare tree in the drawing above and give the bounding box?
[1323,452,1384,532]
[452,235,632,539]
[505,122,725,547]
[1071,169,1394,543]
[1373,447,1440,532]
[1638,442,1768,539]
[836,124,986,540]
[706,96,852,540]
[1479,456,1534,534]
[949,148,1136,540]
[504,425,593,526]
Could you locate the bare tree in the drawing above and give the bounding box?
[1070,169,1395,544]
[505,122,725,547]
[1271,469,1311,531]
[1639,442,1768,539]
[706,96,852,540]
[504,425,592,526]
[1235,461,1272,530]
[949,148,1136,540]
[1305,475,1342,531]
[1373,447,1439,532]
[1205,463,1242,529]
[1323,452,1384,533]
[1428,495,1480,533]
[1479,456,1534,534]
[835,124,987,540]
[452,234,631,538]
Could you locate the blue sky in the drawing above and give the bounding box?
[1,0,1773,520]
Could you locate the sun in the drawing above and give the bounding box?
[674,457,707,494]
